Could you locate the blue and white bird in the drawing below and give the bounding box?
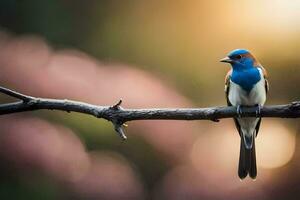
[220,49,269,179]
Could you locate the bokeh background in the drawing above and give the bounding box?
[0,0,300,199]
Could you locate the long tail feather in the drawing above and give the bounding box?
[249,137,257,179]
[238,135,257,179]
[238,137,248,179]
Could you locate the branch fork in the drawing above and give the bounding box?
[110,99,127,140]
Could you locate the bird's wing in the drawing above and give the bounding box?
[259,65,269,94]
[225,69,242,136]
[255,65,269,136]
[224,69,232,105]
[257,65,269,94]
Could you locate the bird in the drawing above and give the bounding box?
[220,49,269,179]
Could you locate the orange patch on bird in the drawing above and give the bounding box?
[224,69,232,84]
[241,52,261,67]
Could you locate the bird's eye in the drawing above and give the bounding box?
[234,55,242,60]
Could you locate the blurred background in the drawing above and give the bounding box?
[0,0,299,199]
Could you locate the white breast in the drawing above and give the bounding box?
[228,68,266,106]
[228,68,267,138]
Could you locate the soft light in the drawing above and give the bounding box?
[232,0,300,35]
[256,120,296,169]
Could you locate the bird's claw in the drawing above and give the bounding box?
[255,104,261,117]
[236,105,242,118]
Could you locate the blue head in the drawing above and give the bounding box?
[220,49,260,70]
[220,49,262,92]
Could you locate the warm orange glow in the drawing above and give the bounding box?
[256,120,296,169]
[190,120,296,178]
[189,123,240,180]
[189,122,273,193]
[232,0,300,35]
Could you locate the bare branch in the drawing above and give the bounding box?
[0,86,300,139]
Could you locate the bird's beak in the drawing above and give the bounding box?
[220,56,233,63]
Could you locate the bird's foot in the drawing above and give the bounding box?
[255,104,262,117]
[236,105,243,118]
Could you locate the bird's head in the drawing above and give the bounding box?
[220,49,260,70]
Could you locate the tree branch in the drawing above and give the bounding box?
[0,86,300,140]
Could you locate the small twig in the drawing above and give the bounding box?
[0,86,300,139]
[0,86,33,102]
[113,123,127,140]
[111,99,123,110]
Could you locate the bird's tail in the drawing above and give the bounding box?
[238,134,257,179]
